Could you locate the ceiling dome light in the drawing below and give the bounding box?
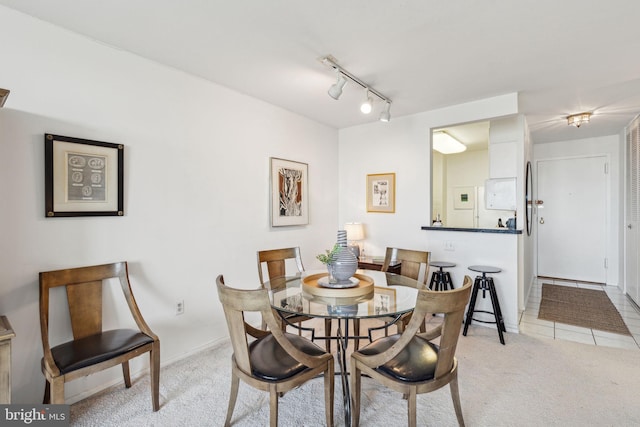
[360,90,373,114]
[566,112,591,127]
[379,101,391,122]
[328,73,347,100]
[432,131,467,154]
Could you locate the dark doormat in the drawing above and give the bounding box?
[538,284,631,336]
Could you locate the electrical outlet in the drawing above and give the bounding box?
[444,241,455,251]
[176,300,184,315]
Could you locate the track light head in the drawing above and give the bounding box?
[360,90,373,114]
[379,101,391,122]
[320,55,392,122]
[328,73,347,100]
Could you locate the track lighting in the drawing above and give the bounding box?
[320,55,392,122]
[379,101,391,122]
[328,72,347,100]
[360,90,373,114]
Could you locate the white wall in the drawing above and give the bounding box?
[338,93,519,255]
[444,149,488,228]
[533,134,623,286]
[338,95,525,331]
[0,6,339,404]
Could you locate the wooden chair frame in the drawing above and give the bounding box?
[374,247,431,335]
[216,275,334,427]
[350,276,473,427]
[257,247,332,351]
[39,261,160,411]
[381,247,431,286]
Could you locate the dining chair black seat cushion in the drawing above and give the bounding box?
[50,329,155,374]
[357,334,439,382]
[249,333,326,381]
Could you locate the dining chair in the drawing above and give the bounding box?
[354,247,430,350]
[39,262,160,411]
[381,247,430,286]
[378,247,431,334]
[350,276,473,427]
[257,247,332,351]
[216,275,334,427]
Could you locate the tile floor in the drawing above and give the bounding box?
[519,277,640,350]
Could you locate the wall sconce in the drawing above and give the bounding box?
[432,131,467,154]
[320,55,392,122]
[0,89,9,108]
[344,222,365,259]
[566,112,591,127]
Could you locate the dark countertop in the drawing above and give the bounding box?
[421,226,522,234]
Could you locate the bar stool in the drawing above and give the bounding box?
[428,261,456,291]
[463,265,506,345]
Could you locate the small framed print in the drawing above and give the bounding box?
[453,186,475,210]
[44,134,124,217]
[368,287,397,315]
[367,173,395,213]
[270,157,309,226]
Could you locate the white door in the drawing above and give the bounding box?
[536,156,607,283]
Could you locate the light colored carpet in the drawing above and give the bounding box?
[538,283,631,335]
[70,325,640,426]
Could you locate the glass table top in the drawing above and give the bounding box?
[268,269,419,319]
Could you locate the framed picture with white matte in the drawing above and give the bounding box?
[270,157,309,226]
[367,172,395,213]
[44,133,124,217]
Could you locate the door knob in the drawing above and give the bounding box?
[629,224,633,229]
[539,217,545,224]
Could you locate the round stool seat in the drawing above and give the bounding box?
[430,261,456,269]
[429,261,456,291]
[468,265,501,274]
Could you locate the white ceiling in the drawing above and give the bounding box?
[2,0,640,144]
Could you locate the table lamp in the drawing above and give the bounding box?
[344,222,365,259]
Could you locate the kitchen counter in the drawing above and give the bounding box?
[421,226,522,234]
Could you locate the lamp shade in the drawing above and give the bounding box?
[344,222,365,241]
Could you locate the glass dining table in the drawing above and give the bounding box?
[268,269,420,427]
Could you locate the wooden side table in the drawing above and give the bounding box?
[357,257,402,274]
[0,315,16,403]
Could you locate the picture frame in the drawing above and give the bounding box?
[366,172,395,213]
[453,186,475,210]
[368,287,397,315]
[270,157,309,226]
[44,134,124,217]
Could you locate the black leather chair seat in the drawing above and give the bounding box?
[50,329,154,374]
[249,333,326,381]
[358,335,439,382]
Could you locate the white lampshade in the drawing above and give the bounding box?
[344,222,365,241]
